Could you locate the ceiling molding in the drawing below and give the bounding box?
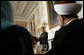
[21,2,28,14]
[10,1,38,21]
[27,2,39,21]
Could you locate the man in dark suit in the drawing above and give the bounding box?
[46,1,83,55]
[38,26,49,51]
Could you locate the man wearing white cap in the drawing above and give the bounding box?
[46,1,83,55]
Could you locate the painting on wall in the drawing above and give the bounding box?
[47,1,59,29]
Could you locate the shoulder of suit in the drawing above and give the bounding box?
[43,31,48,34]
[1,25,31,36]
[61,19,83,31]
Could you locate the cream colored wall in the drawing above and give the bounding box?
[26,1,47,37]
[26,1,49,37]
[77,1,83,19]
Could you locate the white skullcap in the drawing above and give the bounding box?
[54,3,82,15]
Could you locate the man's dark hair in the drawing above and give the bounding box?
[41,26,46,31]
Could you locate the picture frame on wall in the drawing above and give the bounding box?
[47,1,59,29]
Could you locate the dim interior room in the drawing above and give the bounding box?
[10,1,83,54]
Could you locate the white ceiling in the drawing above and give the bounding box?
[10,1,37,21]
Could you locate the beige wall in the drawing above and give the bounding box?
[26,1,48,37]
[77,1,83,19]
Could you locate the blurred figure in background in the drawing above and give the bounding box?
[38,26,49,51]
[1,1,33,54]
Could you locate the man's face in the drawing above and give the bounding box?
[40,27,44,32]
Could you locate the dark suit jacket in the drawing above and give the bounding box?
[46,19,83,55]
[38,31,48,44]
[1,25,33,54]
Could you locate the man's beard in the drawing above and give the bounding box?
[58,19,64,28]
